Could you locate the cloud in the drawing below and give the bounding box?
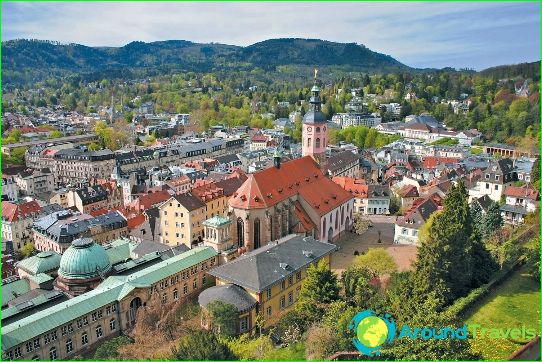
[2,1,540,69]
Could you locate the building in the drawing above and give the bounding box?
[500,184,540,225]
[68,185,110,214]
[1,201,63,253]
[250,135,269,151]
[331,113,381,128]
[2,175,18,201]
[191,182,228,220]
[396,184,420,210]
[394,198,439,245]
[229,156,354,249]
[52,148,117,185]
[164,175,192,195]
[199,234,336,333]
[1,241,217,361]
[33,210,128,254]
[333,177,391,215]
[468,159,515,202]
[324,151,360,178]
[159,193,206,248]
[15,168,55,197]
[302,76,328,166]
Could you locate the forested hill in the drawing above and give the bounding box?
[2,38,409,85]
[479,61,540,80]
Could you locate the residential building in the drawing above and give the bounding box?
[199,234,336,333]
[1,201,63,253]
[324,151,360,178]
[394,198,439,245]
[331,113,381,128]
[468,159,515,202]
[333,177,391,215]
[2,175,18,201]
[33,210,128,254]
[501,185,540,225]
[250,135,269,151]
[52,149,117,185]
[159,193,206,248]
[15,168,55,196]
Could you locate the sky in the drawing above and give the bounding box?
[2,1,540,70]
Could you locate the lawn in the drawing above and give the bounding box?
[265,342,305,360]
[464,265,540,360]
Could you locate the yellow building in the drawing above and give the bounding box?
[199,234,336,334]
[159,193,206,248]
[191,182,228,220]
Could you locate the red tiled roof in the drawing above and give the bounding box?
[293,201,315,233]
[332,176,369,197]
[422,157,460,169]
[1,200,42,222]
[399,185,419,198]
[251,135,268,142]
[127,190,171,211]
[229,156,353,216]
[127,213,146,229]
[504,185,540,200]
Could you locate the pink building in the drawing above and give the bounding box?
[302,77,328,165]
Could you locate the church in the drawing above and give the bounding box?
[227,74,354,251]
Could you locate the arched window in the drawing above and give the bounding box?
[110,318,116,331]
[173,288,179,300]
[254,219,261,249]
[49,347,57,361]
[316,127,320,132]
[315,138,320,148]
[162,292,167,304]
[65,339,73,354]
[81,332,88,346]
[237,218,244,247]
[269,218,273,241]
[96,325,103,339]
[335,211,339,229]
[307,138,312,147]
[323,218,326,239]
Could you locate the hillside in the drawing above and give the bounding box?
[1,38,409,85]
[479,61,540,80]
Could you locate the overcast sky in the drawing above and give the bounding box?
[2,1,540,70]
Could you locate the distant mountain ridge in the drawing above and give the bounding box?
[2,38,408,85]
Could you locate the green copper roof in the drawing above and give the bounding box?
[2,246,217,351]
[103,238,132,265]
[28,273,54,286]
[1,279,30,308]
[17,251,61,275]
[203,215,231,227]
[58,238,112,280]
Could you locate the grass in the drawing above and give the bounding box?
[265,342,305,360]
[464,265,540,360]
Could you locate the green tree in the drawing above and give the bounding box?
[93,336,134,360]
[18,243,35,259]
[298,259,339,306]
[530,155,540,185]
[352,248,397,276]
[48,130,64,139]
[480,201,503,240]
[171,329,235,360]
[414,182,474,305]
[206,301,238,337]
[227,334,274,360]
[321,301,357,351]
[341,267,378,309]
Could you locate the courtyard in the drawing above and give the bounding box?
[331,215,417,274]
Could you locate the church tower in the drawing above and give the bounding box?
[302,69,328,165]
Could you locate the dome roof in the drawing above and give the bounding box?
[303,110,327,124]
[58,238,112,280]
[18,251,61,275]
[198,284,257,312]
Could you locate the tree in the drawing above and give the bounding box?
[305,325,340,360]
[379,294,479,360]
[47,130,64,139]
[298,259,339,307]
[480,201,503,240]
[87,142,102,151]
[414,182,474,305]
[206,301,238,337]
[94,336,134,360]
[321,300,357,351]
[352,213,371,234]
[171,329,235,360]
[227,334,273,360]
[470,201,484,239]
[352,248,397,276]
[341,267,378,309]
[18,243,35,259]
[530,155,540,185]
